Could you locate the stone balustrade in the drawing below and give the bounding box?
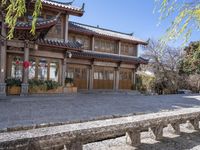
[0,107,200,150]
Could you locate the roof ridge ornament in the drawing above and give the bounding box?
[129,32,134,36]
[68,0,75,5]
[47,0,74,5]
[81,3,85,11]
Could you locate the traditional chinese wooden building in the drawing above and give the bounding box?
[0,0,148,96]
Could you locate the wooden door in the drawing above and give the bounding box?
[93,67,114,89]
[119,69,133,90]
[67,64,88,89]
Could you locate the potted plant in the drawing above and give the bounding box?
[28,79,47,93]
[28,79,63,94]
[65,77,74,87]
[64,77,77,93]
[6,78,21,95]
[44,80,62,93]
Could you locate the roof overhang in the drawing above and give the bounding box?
[69,22,148,45]
[39,0,84,17]
[37,39,83,51]
[5,15,60,41]
[68,50,148,64]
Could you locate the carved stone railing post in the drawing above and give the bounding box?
[170,122,180,134]
[67,141,83,150]
[189,119,199,130]
[126,130,141,146]
[150,124,164,140]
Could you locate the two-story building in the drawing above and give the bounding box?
[0,0,148,96]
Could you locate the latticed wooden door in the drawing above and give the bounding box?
[93,66,114,89]
[119,69,133,90]
[67,64,88,89]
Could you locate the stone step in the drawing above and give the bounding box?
[79,90,141,95]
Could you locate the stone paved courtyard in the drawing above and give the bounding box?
[1,93,200,129]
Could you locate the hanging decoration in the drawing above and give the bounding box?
[15,61,20,65]
[23,61,30,69]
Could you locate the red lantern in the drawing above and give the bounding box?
[23,61,30,69]
[16,61,20,65]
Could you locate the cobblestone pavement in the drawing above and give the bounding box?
[0,93,200,129]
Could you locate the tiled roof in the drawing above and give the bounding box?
[69,21,147,45]
[70,50,148,64]
[41,0,84,16]
[14,16,58,30]
[37,39,83,51]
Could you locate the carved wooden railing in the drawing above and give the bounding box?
[0,108,200,150]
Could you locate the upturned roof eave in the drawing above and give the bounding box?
[41,4,84,16]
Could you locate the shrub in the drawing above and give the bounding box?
[28,79,60,90]
[45,80,60,90]
[5,78,22,86]
[136,74,155,93]
[65,77,74,84]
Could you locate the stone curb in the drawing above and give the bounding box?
[0,112,147,133]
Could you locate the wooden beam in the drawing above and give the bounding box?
[94,61,117,67]
[7,40,36,49]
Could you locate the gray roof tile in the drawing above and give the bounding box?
[69,21,147,45]
[70,50,148,64]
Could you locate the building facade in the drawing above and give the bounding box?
[0,0,148,96]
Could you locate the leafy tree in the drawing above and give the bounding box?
[141,39,183,94]
[179,41,200,74]
[155,0,200,44]
[0,0,42,39]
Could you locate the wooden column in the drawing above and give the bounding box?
[64,15,69,42]
[87,68,90,90]
[118,41,121,55]
[113,69,116,90]
[91,36,95,51]
[0,20,6,96]
[135,45,138,57]
[89,64,94,90]
[0,39,6,96]
[21,41,30,96]
[114,67,120,91]
[62,58,67,86]
[132,68,136,90]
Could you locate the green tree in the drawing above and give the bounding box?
[0,0,42,39]
[179,41,200,74]
[155,0,200,44]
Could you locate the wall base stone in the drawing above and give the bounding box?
[0,83,6,96]
[20,83,29,96]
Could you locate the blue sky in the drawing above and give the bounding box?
[59,0,199,47]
